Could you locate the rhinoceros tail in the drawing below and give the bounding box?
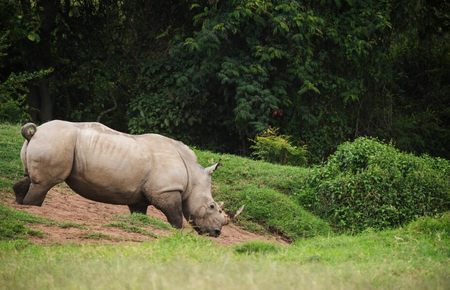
[21,123,37,141]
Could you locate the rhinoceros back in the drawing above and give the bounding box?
[66,125,151,204]
[21,120,189,205]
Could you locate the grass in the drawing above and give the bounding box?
[0,216,448,289]
[112,213,172,231]
[195,150,331,239]
[80,232,116,241]
[195,149,311,197]
[0,203,86,240]
[56,221,86,229]
[0,203,47,240]
[0,123,23,190]
[234,240,281,254]
[106,222,158,238]
[105,213,173,238]
[226,185,330,240]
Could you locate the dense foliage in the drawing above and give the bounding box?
[0,0,449,162]
[297,137,450,232]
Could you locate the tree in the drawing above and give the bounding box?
[1,0,448,161]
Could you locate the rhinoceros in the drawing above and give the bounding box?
[13,120,242,237]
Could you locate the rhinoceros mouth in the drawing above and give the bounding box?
[190,221,222,237]
[203,228,221,237]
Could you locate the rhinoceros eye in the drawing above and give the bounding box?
[209,203,215,209]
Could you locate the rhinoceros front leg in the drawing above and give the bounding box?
[150,191,183,229]
[128,201,149,215]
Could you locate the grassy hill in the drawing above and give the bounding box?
[1,123,449,239]
[1,123,331,240]
[0,123,449,289]
[195,149,331,239]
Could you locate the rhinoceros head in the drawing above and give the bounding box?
[184,163,243,237]
[190,200,229,237]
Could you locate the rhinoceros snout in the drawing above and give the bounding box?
[204,228,221,237]
[192,225,222,237]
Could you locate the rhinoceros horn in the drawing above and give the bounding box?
[232,205,245,220]
[223,204,245,224]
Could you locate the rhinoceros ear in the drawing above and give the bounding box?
[205,163,220,175]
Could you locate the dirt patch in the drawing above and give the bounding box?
[1,185,286,246]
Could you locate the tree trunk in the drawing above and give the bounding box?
[39,79,53,122]
[28,86,40,122]
[27,0,58,122]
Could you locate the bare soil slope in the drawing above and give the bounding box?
[1,185,284,245]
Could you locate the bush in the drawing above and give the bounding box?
[251,128,308,166]
[406,212,450,237]
[297,137,450,233]
[0,67,52,123]
[0,99,23,123]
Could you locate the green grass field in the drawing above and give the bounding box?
[0,123,449,289]
[0,216,448,290]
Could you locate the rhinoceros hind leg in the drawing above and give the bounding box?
[13,176,31,204]
[22,182,55,206]
[150,191,183,229]
[128,202,148,215]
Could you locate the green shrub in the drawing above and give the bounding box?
[251,128,308,166]
[0,99,23,123]
[406,212,450,237]
[0,69,52,123]
[297,137,450,233]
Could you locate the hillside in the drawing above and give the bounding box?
[1,123,449,289]
[0,123,333,242]
[0,123,285,245]
[1,123,449,242]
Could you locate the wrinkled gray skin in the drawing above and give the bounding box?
[13,120,229,237]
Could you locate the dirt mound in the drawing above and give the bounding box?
[2,185,285,245]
